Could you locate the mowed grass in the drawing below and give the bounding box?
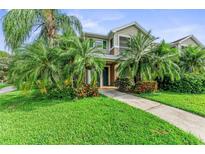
[139,92,205,117]
[0,83,8,89]
[0,91,203,144]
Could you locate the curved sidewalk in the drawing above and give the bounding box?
[99,89,205,142]
[0,86,16,94]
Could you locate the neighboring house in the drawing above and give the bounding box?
[171,35,204,50]
[84,22,204,88]
[84,22,152,87]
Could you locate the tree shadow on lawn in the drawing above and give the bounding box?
[0,91,74,112]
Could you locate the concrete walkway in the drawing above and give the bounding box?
[0,86,16,94]
[99,89,205,142]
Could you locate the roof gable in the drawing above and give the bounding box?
[171,35,204,47]
[85,21,155,40]
[109,22,152,37]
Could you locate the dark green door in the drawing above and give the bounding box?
[103,67,109,86]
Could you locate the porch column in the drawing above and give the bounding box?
[100,71,103,87]
[87,70,91,84]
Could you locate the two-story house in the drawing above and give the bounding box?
[84,22,151,87]
[84,22,204,88]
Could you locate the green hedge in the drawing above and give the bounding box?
[132,81,158,93]
[45,84,99,99]
[115,78,158,93]
[115,78,134,92]
[158,74,205,93]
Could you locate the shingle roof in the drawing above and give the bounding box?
[171,35,204,47]
[84,32,108,39]
[171,35,192,44]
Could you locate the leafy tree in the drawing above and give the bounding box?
[9,40,62,92]
[3,9,82,50]
[180,46,205,73]
[63,37,106,86]
[152,40,180,81]
[117,31,157,82]
[0,50,10,57]
[8,35,106,91]
[0,51,10,82]
[118,32,180,83]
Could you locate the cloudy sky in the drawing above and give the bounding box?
[0,9,205,51]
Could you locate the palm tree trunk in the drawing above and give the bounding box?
[42,10,56,46]
[134,62,141,83]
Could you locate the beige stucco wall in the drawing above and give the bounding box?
[181,38,199,47]
[113,25,139,46]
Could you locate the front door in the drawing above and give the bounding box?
[103,67,109,86]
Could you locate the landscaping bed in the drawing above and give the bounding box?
[0,91,203,144]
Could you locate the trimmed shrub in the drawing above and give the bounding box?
[158,74,205,93]
[75,84,99,98]
[132,81,158,93]
[115,78,134,92]
[46,85,76,99]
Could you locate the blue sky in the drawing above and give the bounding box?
[1,9,205,51]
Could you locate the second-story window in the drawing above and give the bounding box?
[94,40,107,49]
[119,36,130,48]
[95,40,103,48]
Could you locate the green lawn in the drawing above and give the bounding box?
[139,92,205,117]
[0,83,8,89]
[0,91,203,144]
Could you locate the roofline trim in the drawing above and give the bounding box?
[84,32,108,39]
[171,35,204,47]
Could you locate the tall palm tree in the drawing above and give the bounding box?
[9,39,62,91]
[117,31,157,82]
[64,37,105,86]
[3,9,82,50]
[180,46,205,73]
[152,40,180,81]
[118,32,181,83]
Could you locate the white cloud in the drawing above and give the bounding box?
[98,13,124,22]
[66,10,124,34]
[154,24,205,43]
[162,24,201,34]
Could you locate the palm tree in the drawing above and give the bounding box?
[64,37,106,86]
[0,51,10,82]
[3,9,82,50]
[117,31,157,83]
[118,33,181,83]
[152,40,180,81]
[180,46,205,73]
[9,39,62,92]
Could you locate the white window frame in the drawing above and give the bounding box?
[94,40,103,48]
[118,34,130,49]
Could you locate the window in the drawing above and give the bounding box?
[103,40,107,49]
[110,38,113,48]
[119,36,130,48]
[89,39,107,49]
[95,40,103,48]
